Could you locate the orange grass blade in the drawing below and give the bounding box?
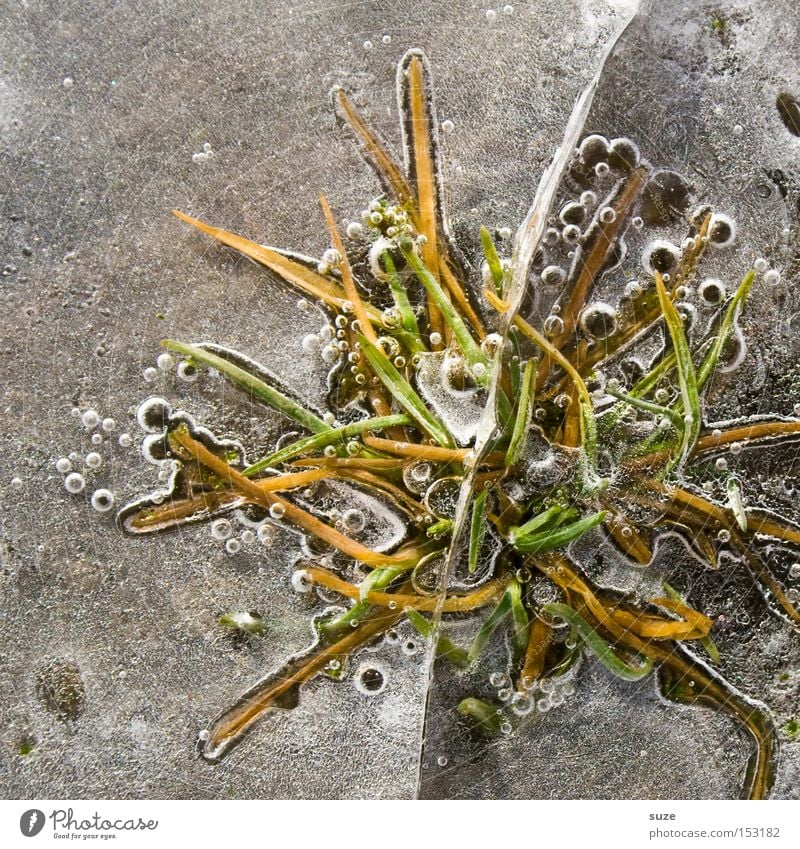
[334,88,414,204]
[171,426,415,568]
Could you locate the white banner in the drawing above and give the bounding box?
[0,800,797,848]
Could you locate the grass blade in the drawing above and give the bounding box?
[468,592,512,663]
[401,242,490,379]
[406,608,470,668]
[505,359,535,466]
[468,488,489,573]
[509,504,578,545]
[381,251,425,353]
[457,697,504,734]
[485,289,598,470]
[163,340,330,434]
[697,270,756,389]
[511,511,606,554]
[480,226,505,295]
[653,270,700,467]
[543,602,653,681]
[242,413,410,477]
[506,578,530,662]
[357,334,454,447]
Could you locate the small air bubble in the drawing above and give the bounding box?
[81,409,100,429]
[56,458,72,474]
[156,353,174,371]
[269,503,286,520]
[64,472,85,494]
[101,417,116,432]
[85,452,102,470]
[211,519,233,540]
[118,433,133,448]
[143,366,159,383]
[90,488,115,512]
[355,664,386,694]
[225,538,241,555]
[291,570,312,593]
[177,360,198,382]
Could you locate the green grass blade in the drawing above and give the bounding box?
[457,697,504,734]
[511,511,606,554]
[163,340,331,435]
[358,564,408,601]
[509,504,570,545]
[468,489,489,573]
[653,271,700,467]
[468,592,512,663]
[400,242,490,380]
[505,359,535,466]
[243,413,410,477]
[697,270,756,389]
[406,608,470,668]
[479,226,505,295]
[381,251,426,354]
[606,386,684,430]
[357,334,455,447]
[506,578,529,662]
[543,602,653,681]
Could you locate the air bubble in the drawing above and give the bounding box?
[579,302,617,339]
[562,224,581,243]
[291,570,313,593]
[764,269,780,285]
[136,397,172,433]
[699,278,726,304]
[85,451,102,469]
[707,214,736,248]
[64,472,85,494]
[441,119,455,134]
[118,433,133,448]
[143,366,159,382]
[56,458,72,474]
[642,240,680,276]
[81,409,100,429]
[225,538,241,555]
[559,202,586,226]
[541,265,566,286]
[211,519,233,540]
[489,672,508,688]
[543,314,564,337]
[91,433,103,446]
[156,353,174,371]
[437,755,448,767]
[101,417,116,432]
[177,360,198,382]
[302,333,320,353]
[355,664,386,694]
[599,206,616,224]
[343,509,365,532]
[90,488,114,512]
[269,503,286,520]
